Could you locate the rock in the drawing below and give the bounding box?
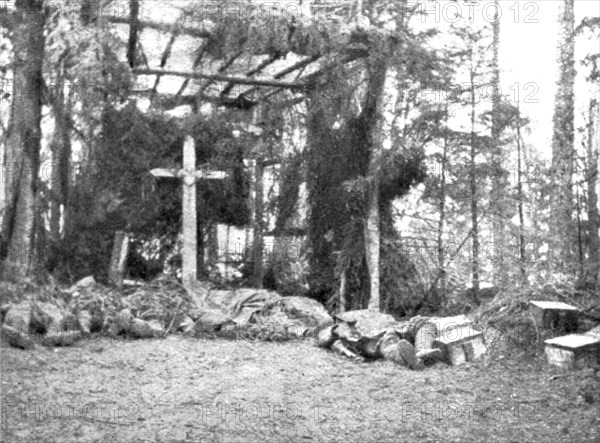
[43,330,82,347]
[173,314,194,333]
[77,310,93,335]
[130,318,164,339]
[1,324,35,349]
[186,310,235,338]
[66,276,96,294]
[112,308,133,336]
[336,321,361,345]
[330,339,363,360]
[315,323,338,348]
[61,313,81,332]
[3,302,33,333]
[250,296,333,339]
[31,302,65,335]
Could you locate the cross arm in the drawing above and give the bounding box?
[150,168,230,180]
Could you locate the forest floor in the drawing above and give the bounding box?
[1,335,599,443]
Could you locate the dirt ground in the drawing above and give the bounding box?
[1,336,599,443]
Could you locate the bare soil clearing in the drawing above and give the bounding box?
[1,337,599,443]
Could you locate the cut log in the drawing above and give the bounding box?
[544,333,600,369]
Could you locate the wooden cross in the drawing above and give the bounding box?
[150,136,229,290]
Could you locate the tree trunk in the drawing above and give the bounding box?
[549,0,576,273]
[339,268,347,313]
[365,59,388,312]
[253,159,265,288]
[515,103,527,285]
[585,97,599,286]
[490,0,507,286]
[437,101,449,300]
[1,0,45,280]
[49,77,72,242]
[469,63,480,300]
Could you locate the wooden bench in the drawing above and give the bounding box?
[433,324,486,366]
[529,301,579,332]
[544,333,600,369]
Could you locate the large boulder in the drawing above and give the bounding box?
[251,296,333,339]
[185,309,236,338]
[200,288,282,325]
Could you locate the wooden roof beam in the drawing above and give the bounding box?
[105,16,211,39]
[133,68,306,89]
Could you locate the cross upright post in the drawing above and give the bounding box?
[181,136,197,289]
[150,135,229,290]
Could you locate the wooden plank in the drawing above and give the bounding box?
[133,68,306,89]
[429,315,472,336]
[530,301,579,311]
[435,324,483,345]
[544,334,600,351]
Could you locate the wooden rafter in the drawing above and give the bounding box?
[199,49,244,96]
[174,41,208,101]
[150,33,178,100]
[105,16,211,39]
[239,54,321,101]
[220,53,282,96]
[132,68,306,89]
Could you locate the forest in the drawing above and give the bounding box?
[0,1,599,442]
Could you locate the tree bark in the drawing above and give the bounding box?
[49,77,72,242]
[1,0,45,280]
[253,159,265,288]
[490,0,507,286]
[585,97,599,286]
[469,62,480,300]
[365,58,388,312]
[549,0,576,273]
[437,101,449,299]
[338,268,347,313]
[515,103,527,285]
